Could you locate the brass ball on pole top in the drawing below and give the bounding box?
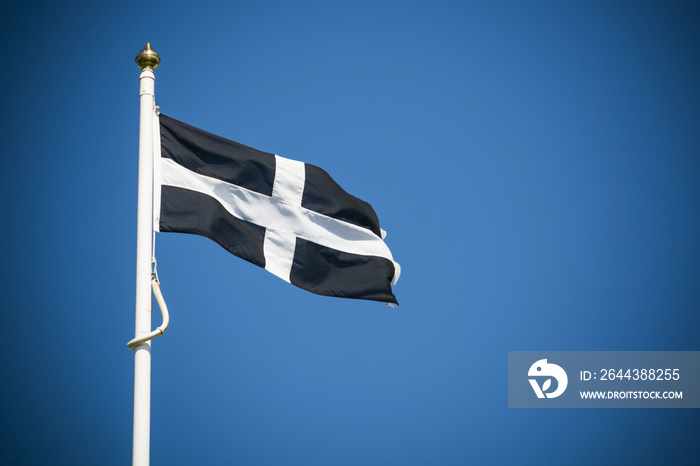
[135,43,160,70]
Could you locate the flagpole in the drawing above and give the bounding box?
[133,43,160,466]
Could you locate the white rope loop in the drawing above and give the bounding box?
[127,279,170,350]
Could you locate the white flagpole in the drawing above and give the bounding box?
[133,43,160,466]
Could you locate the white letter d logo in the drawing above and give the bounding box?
[528,359,568,398]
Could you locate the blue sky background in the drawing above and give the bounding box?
[2,1,700,464]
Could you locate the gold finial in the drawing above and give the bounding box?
[135,43,160,70]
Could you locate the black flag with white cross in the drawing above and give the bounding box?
[155,114,400,305]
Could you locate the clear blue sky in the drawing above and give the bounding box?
[2,1,699,464]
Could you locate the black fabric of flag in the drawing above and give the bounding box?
[156,114,400,305]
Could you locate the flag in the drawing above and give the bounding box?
[154,114,400,305]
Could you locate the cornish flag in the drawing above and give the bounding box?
[154,114,400,305]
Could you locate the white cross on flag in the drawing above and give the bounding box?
[154,114,400,305]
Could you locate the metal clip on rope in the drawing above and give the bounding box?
[127,279,170,349]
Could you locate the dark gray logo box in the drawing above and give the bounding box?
[508,351,700,408]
